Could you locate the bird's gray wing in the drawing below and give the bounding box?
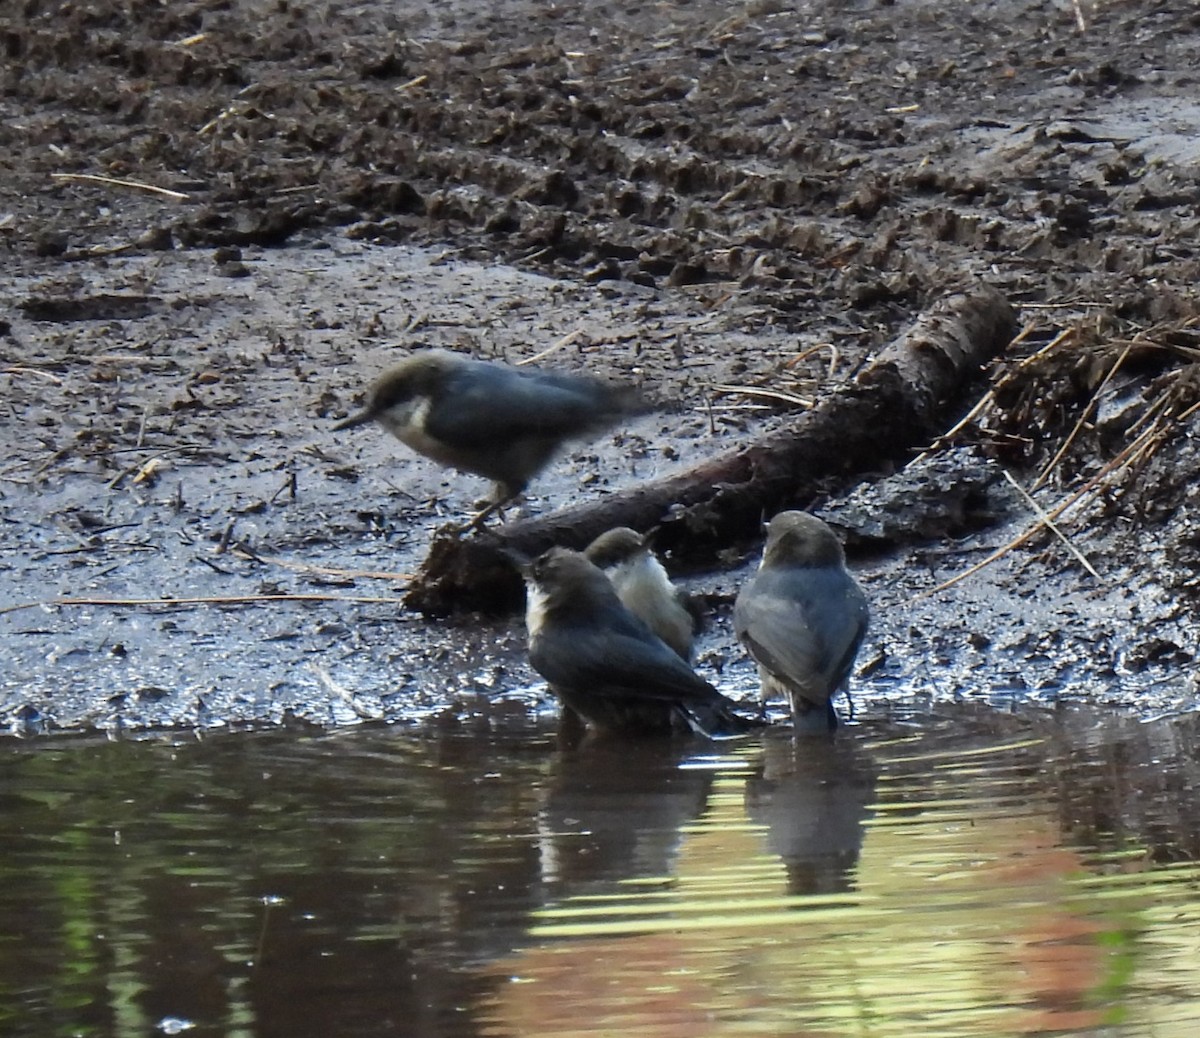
[424,367,620,449]
[531,620,718,706]
[734,569,868,700]
[828,588,869,690]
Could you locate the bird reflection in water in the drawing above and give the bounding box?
[535,737,714,895]
[745,730,877,896]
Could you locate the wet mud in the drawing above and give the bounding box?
[2,0,1200,731]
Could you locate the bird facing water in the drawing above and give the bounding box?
[734,511,869,733]
[521,547,758,738]
[334,349,645,523]
[584,527,702,662]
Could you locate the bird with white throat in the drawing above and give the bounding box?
[335,348,647,528]
[584,526,702,662]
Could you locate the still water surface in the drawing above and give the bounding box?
[2,705,1199,1037]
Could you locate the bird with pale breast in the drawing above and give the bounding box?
[584,527,702,662]
[334,349,646,527]
[520,547,759,738]
[734,511,869,733]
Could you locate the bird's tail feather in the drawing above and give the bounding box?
[675,697,765,740]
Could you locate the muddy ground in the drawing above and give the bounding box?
[2,0,1199,734]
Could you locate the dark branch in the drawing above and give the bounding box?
[405,282,1016,615]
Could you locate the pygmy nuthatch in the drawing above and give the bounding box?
[584,527,702,662]
[734,511,869,733]
[521,547,758,738]
[334,349,645,524]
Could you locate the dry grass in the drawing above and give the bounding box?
[931,312,1200,588]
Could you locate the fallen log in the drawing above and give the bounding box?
[405,282,1016,614]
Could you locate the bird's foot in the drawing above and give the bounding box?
[444,508,498,537]
[438,494,518,537]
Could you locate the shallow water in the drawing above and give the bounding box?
[2,705,1199,1038]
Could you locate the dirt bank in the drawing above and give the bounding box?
[2,0,1199,733]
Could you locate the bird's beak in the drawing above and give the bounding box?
[332,408,374,431]
[495,544,534,574]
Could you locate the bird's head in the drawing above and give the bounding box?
[583,527,649,570]
[761,511,846,569]
[333,349,460,430]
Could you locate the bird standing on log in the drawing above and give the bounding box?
[584,527,702,662]
[520,547,759,738]
[734,511,869,733]
[334,349,646,527]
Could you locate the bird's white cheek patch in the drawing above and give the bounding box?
[377,397,429,443]
[380,398,465,469]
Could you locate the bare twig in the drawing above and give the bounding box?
[216,520,237,554]
[308,663,385,720]
[517,329,585,366]
[268,471,298,505]
[928,419,1164,595]
[912,322,1041,463]
[51,172,190,201]
[2,367,65,385]
[0,592,408,617]
[1072,0,1089,32]
[106,447,189,490]
[912,389,994,464]
[230,548,412,582]
[1031,340,1133,491]
[1010,324,1074,372]
[784,342,841,379]
[1001,469,1101,579]
[30,444,77,479]
[1021,301,1108,310]
[709,383,813,408]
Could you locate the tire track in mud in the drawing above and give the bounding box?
[5,0,1196,331]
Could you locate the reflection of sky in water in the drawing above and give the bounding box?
[1,707,1199,1038]
[487,714,1200,1038]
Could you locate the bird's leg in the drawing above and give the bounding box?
[445,483,522,536]
[456,497,508,534]
[825,698,840,729]
[789,694,838,735]
[757,667,779,720]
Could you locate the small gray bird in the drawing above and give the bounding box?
[334,349,645,525]
[584,527,702,662]
[521,547,759,738]
[734,511,869,733]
